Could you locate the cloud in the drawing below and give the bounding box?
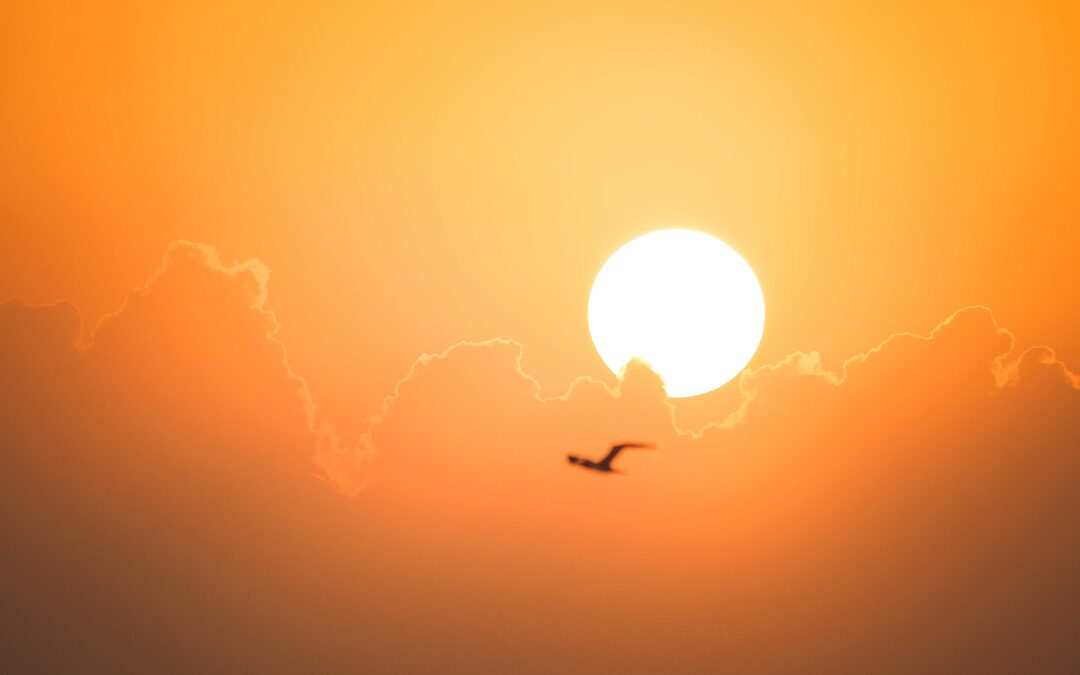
[343,303,1080,672]
[13,240,372,490]
[1,242,1077,673]
[356,303,1073,463]
[0,242,373,671]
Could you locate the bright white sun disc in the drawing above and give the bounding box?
[588,229,765,398]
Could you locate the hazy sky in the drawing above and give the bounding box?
[2,1,1077,426]
[2,2,1078,672]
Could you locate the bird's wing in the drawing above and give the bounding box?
[598,442,656,467]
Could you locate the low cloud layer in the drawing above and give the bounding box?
[2,242,1077,673]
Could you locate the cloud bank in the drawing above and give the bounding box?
[1,242,1077,673]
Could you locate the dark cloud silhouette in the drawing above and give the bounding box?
[1,243,1077,673]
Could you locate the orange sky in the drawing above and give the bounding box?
[2,2,1079,672]
[3,1,1078,428]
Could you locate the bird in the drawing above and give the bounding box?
[567,442,656,474]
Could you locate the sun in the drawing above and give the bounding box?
[588,229,765,398]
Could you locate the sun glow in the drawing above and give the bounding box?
[588,229,765,398]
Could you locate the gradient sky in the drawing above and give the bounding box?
[2,2,1079,673]
[3,1,1078,425]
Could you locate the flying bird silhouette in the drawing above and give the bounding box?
[567,442,656,474]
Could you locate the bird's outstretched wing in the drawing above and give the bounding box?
[597,442,656,469]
